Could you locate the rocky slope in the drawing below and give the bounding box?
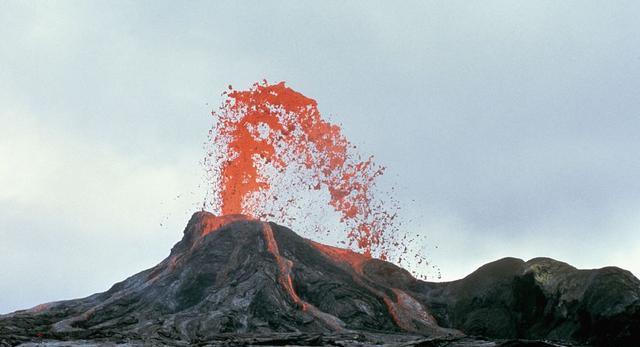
[1,212,638,346]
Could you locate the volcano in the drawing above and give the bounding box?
[1,212,639,346]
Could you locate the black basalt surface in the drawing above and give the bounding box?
[1,212,638,346]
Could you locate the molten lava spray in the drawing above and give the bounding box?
[204,81,430,275]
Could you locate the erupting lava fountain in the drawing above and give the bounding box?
[202,81,431,278]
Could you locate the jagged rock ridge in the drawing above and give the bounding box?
[1,212,639,346]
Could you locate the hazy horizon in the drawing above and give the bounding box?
[2,1,640,314]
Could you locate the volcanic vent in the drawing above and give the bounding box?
[0,212,456,345]
[3,213,639,346]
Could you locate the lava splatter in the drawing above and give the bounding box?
[203,81,429,276]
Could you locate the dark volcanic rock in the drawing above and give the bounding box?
[413,257,640,346]
[1,212,638,346]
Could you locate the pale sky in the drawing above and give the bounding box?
[2,1,640,314]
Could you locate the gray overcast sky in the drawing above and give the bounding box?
[1,1,639,314]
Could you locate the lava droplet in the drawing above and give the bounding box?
[203,81,426,273]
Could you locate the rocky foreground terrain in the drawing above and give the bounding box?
[1,212,639,346]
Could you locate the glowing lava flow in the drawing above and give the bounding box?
[311,241,437,332]
[204,81,432,277]
[261,223,307,310]
[261,222,346,330]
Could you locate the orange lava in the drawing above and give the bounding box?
[199,214,250,237]
[205,81,400,260]
[311,241,436,332]
[261,222,345,330]
[309,240,370,275]
[310,241,405,328]
[261,222,307,310]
